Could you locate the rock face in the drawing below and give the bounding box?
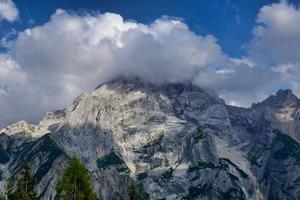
[0,76,300,200]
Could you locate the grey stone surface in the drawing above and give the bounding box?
[0,76,299,200]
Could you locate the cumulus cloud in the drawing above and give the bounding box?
[0,54,29,127]
[0,0,18,22]
[247,0,300,96]
[248,1,300,65]
[1,10,232,126]
[0,54,26,93]
[194,58,280,106]
[2,1,300,127]
[13,10,227,85]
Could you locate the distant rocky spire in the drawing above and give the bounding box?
[253,89,299,108]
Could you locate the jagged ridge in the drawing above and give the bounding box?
[0,77,299,200]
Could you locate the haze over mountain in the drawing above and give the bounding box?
[0,76,299,200]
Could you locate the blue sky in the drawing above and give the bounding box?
[2,0,298,57]
[1,0,300,127]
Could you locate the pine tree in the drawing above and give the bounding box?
[55,157,97,200]
[128,181,139,200]
[6,178,15,200]
[15,160,37,200]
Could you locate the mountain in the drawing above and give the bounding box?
[0,76,299,200]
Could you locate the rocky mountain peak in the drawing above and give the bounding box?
[66,76,225,128]
[1,77,300,200]
[0,120,31,136]
[276,88,297,100]
[253,89,299,109]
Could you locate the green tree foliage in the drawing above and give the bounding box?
[128,181,139,200]
[6,178,15,200]
[15,160,37,200]
[55,157,97,200]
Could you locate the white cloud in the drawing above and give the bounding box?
[0,54,26,90]
[194,58,280,106]
[0,0,18,22]
[248,1,300,65]
[0,54,30,127]
[13,10,227,86]
[1,10,231,126]
[247,0,300,97]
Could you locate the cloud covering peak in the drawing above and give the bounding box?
[1,1,300,127]
[15,10,226,84]
[1,10,231,126]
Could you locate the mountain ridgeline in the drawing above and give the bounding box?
[0,77,299,200]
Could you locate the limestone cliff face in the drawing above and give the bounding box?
[0,77,299,200]
[251,89,300,141]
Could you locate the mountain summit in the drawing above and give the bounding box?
[255,89,299,108]
[0,77,300,200]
